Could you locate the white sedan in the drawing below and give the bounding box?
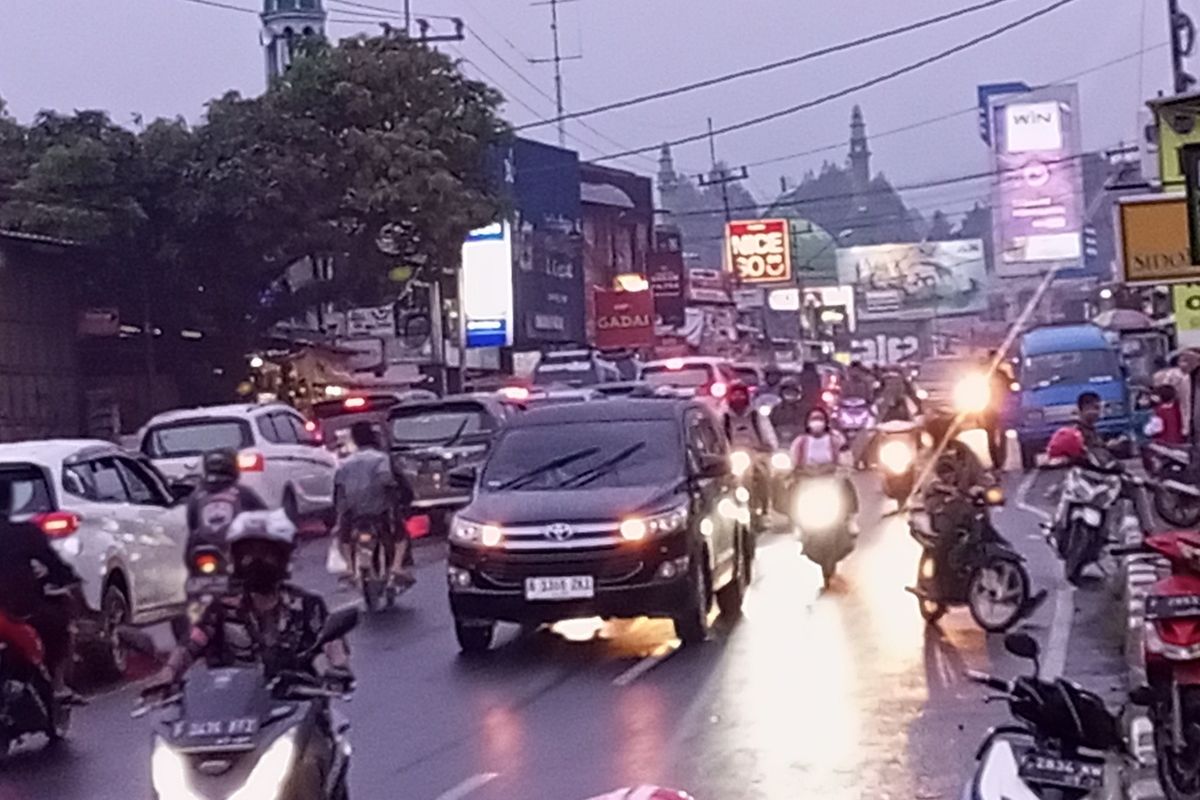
[0,440,190,677]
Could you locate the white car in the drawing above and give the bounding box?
[0,440,190,676]
[137,403,336,520]
[639,357,739,403]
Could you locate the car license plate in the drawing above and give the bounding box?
[1019,753,1104,790]
[1146,594,1200,620]
[524,575,594,601]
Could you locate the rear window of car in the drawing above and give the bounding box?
[641,364,713,388]
[733,367,761,387]
[390,403,495,446]
[142,419,253,458]
[0,464,54,517]
[533,360,600,387]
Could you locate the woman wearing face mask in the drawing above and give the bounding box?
[789,408,860,527]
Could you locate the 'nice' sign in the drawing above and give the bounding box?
[726,219,792,284]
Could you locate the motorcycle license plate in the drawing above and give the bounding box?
[1145,594,1200,620]
[524,575,594,601]
[173,716,259,750]
[185,575,230,596]
[1018,753,1104,790]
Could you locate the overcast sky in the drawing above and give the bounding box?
[0,0,1187,219]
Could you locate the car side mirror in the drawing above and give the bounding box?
[448,465,478,490]
[168,480,195,504]
[315,607,359,649]
[695,453,729,479]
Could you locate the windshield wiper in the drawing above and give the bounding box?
[557,442,647,489]
[495,447,600,491]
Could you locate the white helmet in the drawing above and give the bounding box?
[227,510,297,590]
[227,509,297,548]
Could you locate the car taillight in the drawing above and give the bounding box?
[707,381,728,399]
[237,451,265,472]
[35,511,80,538]
[344,397,367,410]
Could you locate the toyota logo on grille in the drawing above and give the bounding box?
[543,523,574,542]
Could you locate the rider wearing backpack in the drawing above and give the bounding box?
[185,449,268,565]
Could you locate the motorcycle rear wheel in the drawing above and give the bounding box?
[1063,521,1094,585]
[967,559,1029,632]
[1156,688,1200,800]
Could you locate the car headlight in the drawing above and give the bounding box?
[730,449,752,477]
[793,482,844,530]
[227,730,298,800]
[451,518,502,547]
[953,374,991,414]
[622,505,688,541]
[770,451,794,472]
[878,439,914,475]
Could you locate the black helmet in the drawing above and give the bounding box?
[203,448,239,488]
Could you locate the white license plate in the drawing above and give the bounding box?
[524,575,594,600]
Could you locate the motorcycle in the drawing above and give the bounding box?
[835,397,875,446]
[349,517,398,613]
[966,632,1126,800]
[875,419,920,502]
[1144,442,1200,528]
[907,484,1039,632]
[790,470,854,586]
[1048,463,1133,585]
[135,608,359,800]
[0,608,73,754]
[1116,529,1200,800]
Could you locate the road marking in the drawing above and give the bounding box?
[433,772,499,800]
[1043,584,1075,678]
[1015,469,1052,521]
[612,639,681,687]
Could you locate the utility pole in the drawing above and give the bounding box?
[530,0,583,148]
[696,117,749,221]
[1169,0,1197,94]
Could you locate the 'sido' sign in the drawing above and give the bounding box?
[726,219,792,284]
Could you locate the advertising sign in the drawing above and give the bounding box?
[593,289,655,349]
[1116,193,1199,284]
[848,320,930,365]
[835,240,987,321]
[1184,144,1200,265]
[687,268,732,304]
[977,82,1030,144]
[1174,284,1200,348]
[345,305,396,338]
[726,219,792,284]
[460,222,514,348]
[647,251,685,326]
[1149,94,1200,189]
[989,84,1084,276]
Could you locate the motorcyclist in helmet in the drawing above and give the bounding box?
[922,414,989,595]
[184,448,267,563]
[723,381,778,525]
[769,378,808,444]
[151,512,351,688]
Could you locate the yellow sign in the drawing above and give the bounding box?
[1118,193,1199,284]
[1175,283,1200,330]
[1153,94,1200,188]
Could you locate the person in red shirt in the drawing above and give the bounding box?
[1151,385,1185,445]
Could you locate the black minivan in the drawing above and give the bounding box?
[444,398,752,653]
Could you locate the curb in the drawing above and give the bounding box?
[1119,508,1167,800]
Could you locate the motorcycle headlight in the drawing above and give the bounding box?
[953,374,991,414]
[878,440,914,475]
[770,451,794,472]
[152,738,203,800]
[730,450,752,477]
[451,518,502,547]
[227,730,298,800]
[793,482,844,530]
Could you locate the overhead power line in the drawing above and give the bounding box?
[177,0,256,14]
[514,0,1026,132]
[325,0,458,22]
[585,0,1084,163]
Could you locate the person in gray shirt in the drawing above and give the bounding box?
[334,422,415,588]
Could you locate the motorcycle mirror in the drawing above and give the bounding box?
[1128,685,1155,707]
[316,607,360,649]
[1004,632,1040,662]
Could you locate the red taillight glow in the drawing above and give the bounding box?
[499,386,531,402]
[35,511,80,538]
[708,381,728,399]
[344,397,367,410]
[193,553,220,575]
[237,451,265,472]
[822,390,836,405]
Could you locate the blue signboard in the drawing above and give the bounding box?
[977,82,1031,145]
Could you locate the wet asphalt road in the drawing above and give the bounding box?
[0,461,1125,800]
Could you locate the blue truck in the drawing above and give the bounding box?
[1012,324,1131,470]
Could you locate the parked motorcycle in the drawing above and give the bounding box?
[876,419,920,502]
[1048,463,1135,585]
[135,608,359,800]
[790,471,854,586]
[1144,442,1200,528]
[0,608,73,753]
[1116,530,1200,800]
[966,632,1126,800]
[907,484,1039,631]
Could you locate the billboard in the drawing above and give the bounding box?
[989,84,1085,276]
[1174,284,1200,348]
[593,289,655,349]
[460,222,514,348]
[1116,193,1198,284]
[726,219,792,284]
[835,240,987,321]
[648,251,685,326]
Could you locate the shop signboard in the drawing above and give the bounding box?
[594,288,655,349]
[1116,193,1199,284]
[725,219,792,284]
[835,240,987,321]
[460,222,514,348]
[648,251,685,326]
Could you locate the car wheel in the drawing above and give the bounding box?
[97,582,131,680]
[282,489,300,524]
[673,552,711,646]
[716,535,746,619]
[454,618,494,655]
